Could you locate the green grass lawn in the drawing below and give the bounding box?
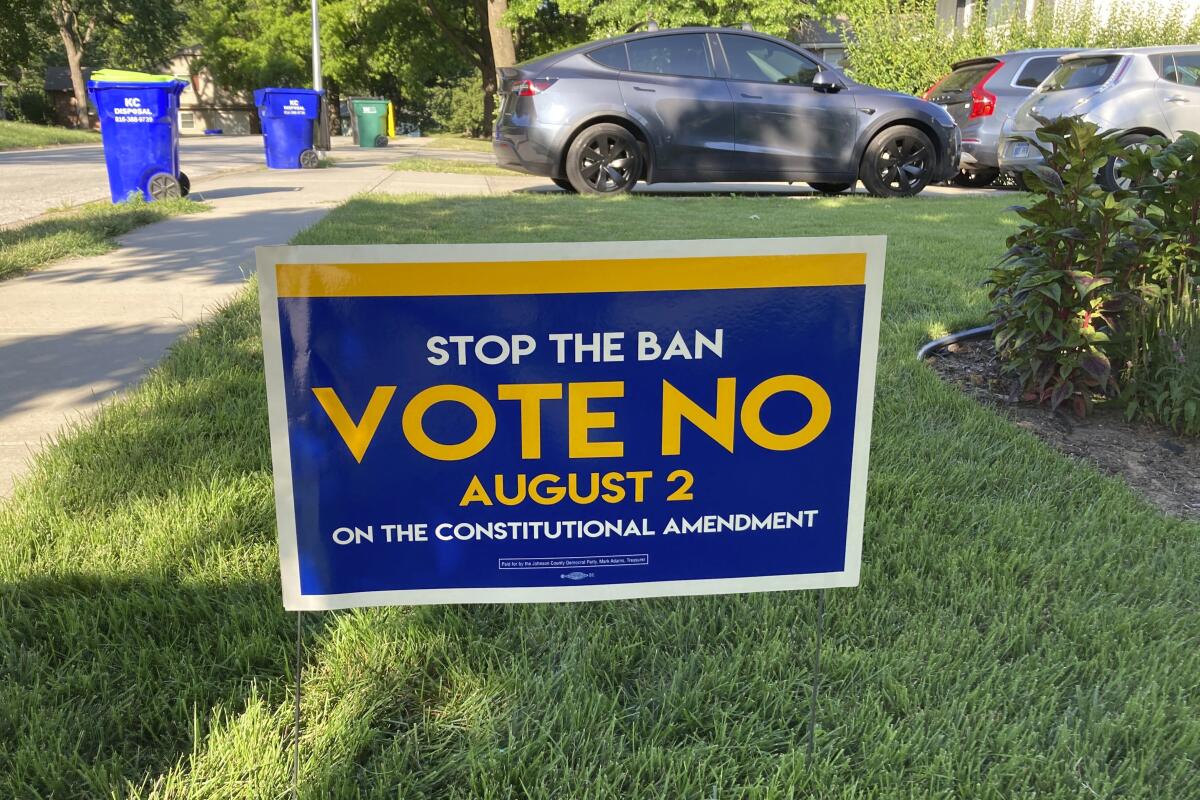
[1,193,1197,798]
[391,156,512,176]
[0,120,101,150]
[423,134,494,153]
[0,197,207,282]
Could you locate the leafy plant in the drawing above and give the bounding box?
[1121,296,1200,434]
[987,117,1156,415]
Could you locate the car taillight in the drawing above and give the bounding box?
[512,79,556,96]
[923,75,947,101]
[968,62,1005,119]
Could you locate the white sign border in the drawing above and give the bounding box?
[257,236,885,610]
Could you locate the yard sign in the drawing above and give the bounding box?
[258,237,884,611]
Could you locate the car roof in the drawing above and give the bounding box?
[514,26,799,71]
[1061,44,1200,60]
[950,49,1081,70]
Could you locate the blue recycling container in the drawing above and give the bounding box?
[87,70,189,203]
[254,88,323,169]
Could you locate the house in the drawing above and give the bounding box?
[43,66,94,128]
[793,17,852,68]
[44,46,258,135]
[164,46,258,135]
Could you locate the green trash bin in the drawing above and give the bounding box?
[351,99,389,148]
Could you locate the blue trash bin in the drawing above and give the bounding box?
[254,88,323,169]
[87,70,189,203]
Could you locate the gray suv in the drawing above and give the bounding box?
[1000,46,1200,189]
[925,49,1079,187]
[494,28,961,197]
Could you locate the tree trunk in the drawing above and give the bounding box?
[51,2,91,129]
[325,77,342,136]
[486,0,516,70]
[474,0,498,138]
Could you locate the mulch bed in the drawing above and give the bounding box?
[926,337,1200,521]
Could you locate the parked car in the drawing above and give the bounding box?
[493,27,961,197]
[999,46,1200,190]
[924,49,1080,187]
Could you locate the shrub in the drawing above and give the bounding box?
[1122,298,1200,435]
[426,76,487,138]
[988,120,1199,426]
[843,0,1200,95]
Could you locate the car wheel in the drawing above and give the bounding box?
[566,123,641,195]
[552,177,578,193]
[807,182,852,195]
[1099,134,1149,192]
[951,167,999,188]
[859,125,935,198]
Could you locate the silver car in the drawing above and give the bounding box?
[1000,46,1200,189]
[924,49,1080,187]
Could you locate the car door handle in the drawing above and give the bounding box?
[1166,94,1189,103]
[632,85,655,93]
[740,92,763,99]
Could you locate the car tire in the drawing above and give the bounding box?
[808,182,852,195]
[1099,133,1149,192]
[565,123,641,195]
[552,177,578,193]
[859,125,936,198]
[951,167,999,188]
[1012,170,1033,193]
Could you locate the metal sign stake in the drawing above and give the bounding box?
[807,588,826,760]
[292,610,303,799]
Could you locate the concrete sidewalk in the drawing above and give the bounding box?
[0,149,511,497]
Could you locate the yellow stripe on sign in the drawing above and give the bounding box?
[275,252,866,298]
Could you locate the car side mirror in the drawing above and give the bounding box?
[813,70,844,93]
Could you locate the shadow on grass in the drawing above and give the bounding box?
[0,198,204,281]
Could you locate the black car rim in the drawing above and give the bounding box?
[579,134,636,192]
[876,135,929,192]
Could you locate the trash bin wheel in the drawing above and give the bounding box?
[147,172,182,201]
[374,134,389,148]
[299,148,320,169]
[177,171,191,197]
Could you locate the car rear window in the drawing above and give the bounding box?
[1014,56,1060,88]
[627,34,713,78]
[1042,56,1119,91]
[937,62,997,93]
[588,43,628,71]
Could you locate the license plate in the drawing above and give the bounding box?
[1009,142,1030,159]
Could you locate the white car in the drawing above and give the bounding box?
[999,45,1200,189]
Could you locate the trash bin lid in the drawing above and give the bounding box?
[254,87,324,106]
[89,69,184,86]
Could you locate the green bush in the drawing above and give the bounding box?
[1122,298,1200,434]
[844,0,1200,95]
[987,120,1199,426]
[426,76,488,138]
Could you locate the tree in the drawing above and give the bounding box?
[0,0,52,81]
[487,0,516,68]
[506,0,818,40]
[46,0,183,127]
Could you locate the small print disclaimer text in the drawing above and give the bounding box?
[499,554,650,570]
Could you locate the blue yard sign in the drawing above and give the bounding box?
[258,238,884,610]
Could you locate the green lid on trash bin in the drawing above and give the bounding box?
[90,69,181,84]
